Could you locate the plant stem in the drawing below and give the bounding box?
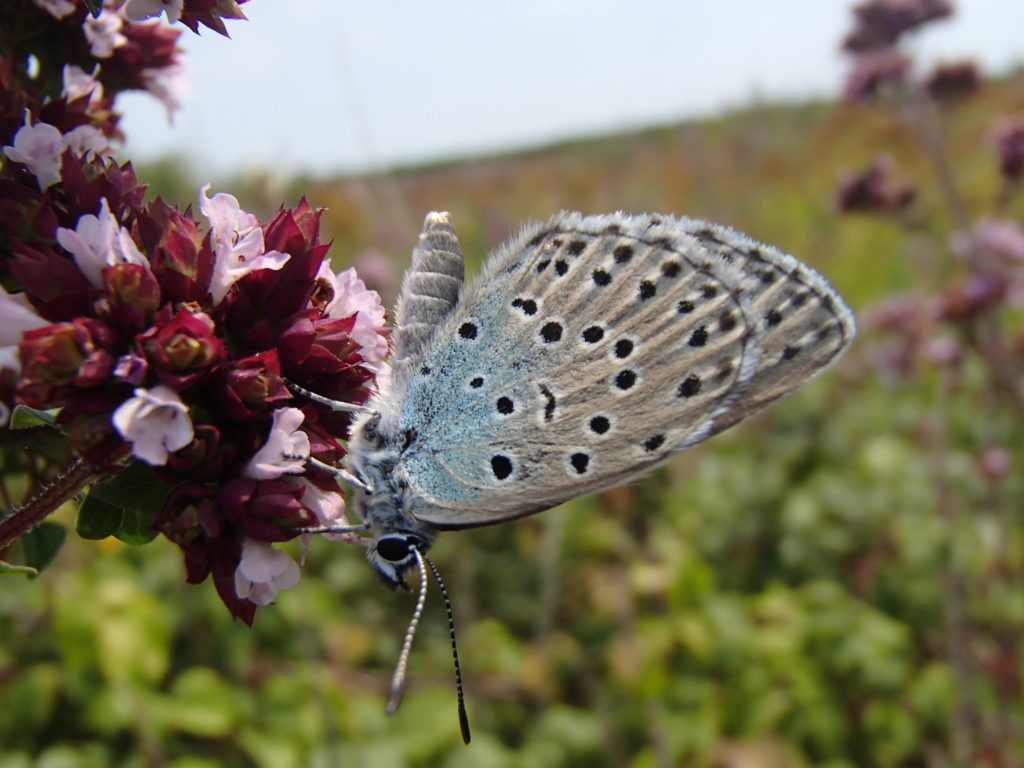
[0,444,130,551]
[903,87,971,234]
[0,459,90,550]
[933,370,975,766]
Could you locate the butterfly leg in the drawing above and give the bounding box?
[304,455,372,493]
[284,379,376,416]
[298,523,369,537]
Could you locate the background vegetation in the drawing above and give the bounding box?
[3,11,1024,768]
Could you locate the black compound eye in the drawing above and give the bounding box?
[376,535,413,562]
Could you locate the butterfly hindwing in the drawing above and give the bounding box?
[389,212,854,528]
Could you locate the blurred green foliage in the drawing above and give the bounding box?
[4,72,1024,767]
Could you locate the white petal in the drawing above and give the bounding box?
[246,582,279,606]
[4,122,62,189]
[270,557,301,591]
[234,567,252,600]
[112,385,193,466]
[237,538,301,603]
[0,289,48,346]
[244,407,310,479]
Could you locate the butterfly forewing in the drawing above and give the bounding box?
[392,212,854,528]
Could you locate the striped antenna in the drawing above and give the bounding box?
[385,545,472,745]
[422,552,471,744]
[385,545,429,717]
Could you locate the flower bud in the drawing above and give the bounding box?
[137,305,224,390]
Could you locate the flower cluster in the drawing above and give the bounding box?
[842,0,953,54]
[834,154,916,214]
[838,0,979,106]
[991,117,1024,184]
[0,1,387,624]
[836,1,1022,474]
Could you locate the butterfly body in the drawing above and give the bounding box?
[344,211,855,587]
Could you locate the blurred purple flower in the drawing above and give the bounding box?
[990,117,1024,183]
[33,0,75,19]
[352,247,398,296]
[953,218,1024,265]
[843,0,954,53]
[951,219,1024,306]
[3,122,64,190]
[835,155,916,213]
[939,272,1005,321]
[977,446,1011,482]
[924,61,980,102]
[843,49,912,102]
[62,125,109,158]
[62,65,105,108]
[919,335,962,366]
[141,59,188,121]
[862,293,933,334]
[83,9,128,58]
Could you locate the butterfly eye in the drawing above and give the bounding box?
[376,535,415,562]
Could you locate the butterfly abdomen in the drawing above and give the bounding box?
[391,213,466,387]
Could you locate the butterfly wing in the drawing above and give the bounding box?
[395,212,855,529]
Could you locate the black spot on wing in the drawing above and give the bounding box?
[540,321,563,343]
[677,374,702,398]
[491,455,513,480]
[569,452,590,474]
[614,369,637,390]
[643,434,665,452]
[538,383,556,422]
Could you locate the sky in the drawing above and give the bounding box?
[118,0,1024,179]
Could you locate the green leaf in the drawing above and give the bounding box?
[20,523,65,574]
[78,491,159,545]
[115,509,159,545]
[0,559,38,576]
[76,496,123,540]
[89,462,171,518]
[9,405,59,429]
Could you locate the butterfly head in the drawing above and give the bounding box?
[368,531,431,590]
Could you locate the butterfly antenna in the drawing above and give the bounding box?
[385,544,429,717]
[422,552,472,744]
[385,546,472,745]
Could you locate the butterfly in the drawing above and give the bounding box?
[300,211,855,741]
